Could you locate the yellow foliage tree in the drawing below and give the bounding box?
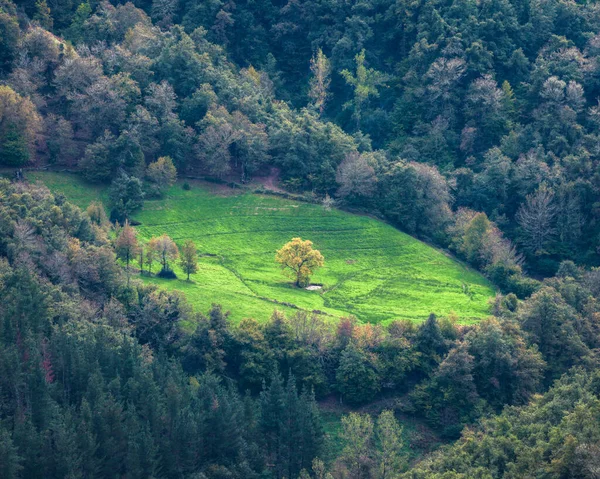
[275,237,324,287]
[146,156,177,196]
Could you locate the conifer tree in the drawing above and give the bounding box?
[0,428,22,479]
[413,313,448,375]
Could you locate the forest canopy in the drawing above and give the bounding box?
[2,0,600,477]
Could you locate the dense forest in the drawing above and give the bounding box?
[2,0,600,476]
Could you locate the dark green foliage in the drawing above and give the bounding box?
[0,182,327,479]
[0,1,19,72]
[336,343,380,405]
[411,343,484,438]
[259,373,323,479]
[378,162,452,241]
[4,0,600,475]
[0,427,22,478]
[403,369,600,479]
[0,126,30,166]
[520,287,590,382]
[466,318,545,409]
[413,314,449,376]
[109,172,145,223]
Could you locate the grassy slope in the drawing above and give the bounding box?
[28,171,495,324]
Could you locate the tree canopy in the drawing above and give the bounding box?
[276,237,325,287]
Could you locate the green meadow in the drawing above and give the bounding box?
[29,171,495,324]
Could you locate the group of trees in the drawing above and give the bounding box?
[3,0,600,476]
[115,220,198,280]
[0,180,326,479]
[3,165,600,478]
[116,227,324,286]
[403,368,600,478]
[335,411,405,479]
[3,0,600,276]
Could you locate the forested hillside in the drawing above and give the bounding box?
[2,0,600,476]
[2,174,600,478]
[1,0,600,278]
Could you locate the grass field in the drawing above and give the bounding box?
[28,171,495,324]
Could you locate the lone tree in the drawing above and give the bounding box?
[146,156,177,196]
[275,238,324,287]
[179,240,198,281]
[115,220,140,285]
[149,234,179,277]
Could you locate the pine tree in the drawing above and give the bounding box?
[33,0,53,29]
[260,373,286,473]
[0,427,22,479]
[413,313,448,376]
[297,387,323,473]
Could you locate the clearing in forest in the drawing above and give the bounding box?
[29,172,495,324]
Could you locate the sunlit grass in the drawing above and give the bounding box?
[30,172,495,324]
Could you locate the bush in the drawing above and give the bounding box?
[507,275,540,299]
[157,268,177,279]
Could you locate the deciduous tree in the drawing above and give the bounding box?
[336,343,380,405]
[309,48,331,116]
[340,412,374,479]
[516,184,557,255]
[336,152,377,203]
[276,238,324,287]
[149,234,179,275]
[144,240,157,274]
[146,156,177,196]
[109,172,145,223]
[115,220,140,285]
[375,410,404,479]
[179,239,198,281]
[341,49,388,130]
